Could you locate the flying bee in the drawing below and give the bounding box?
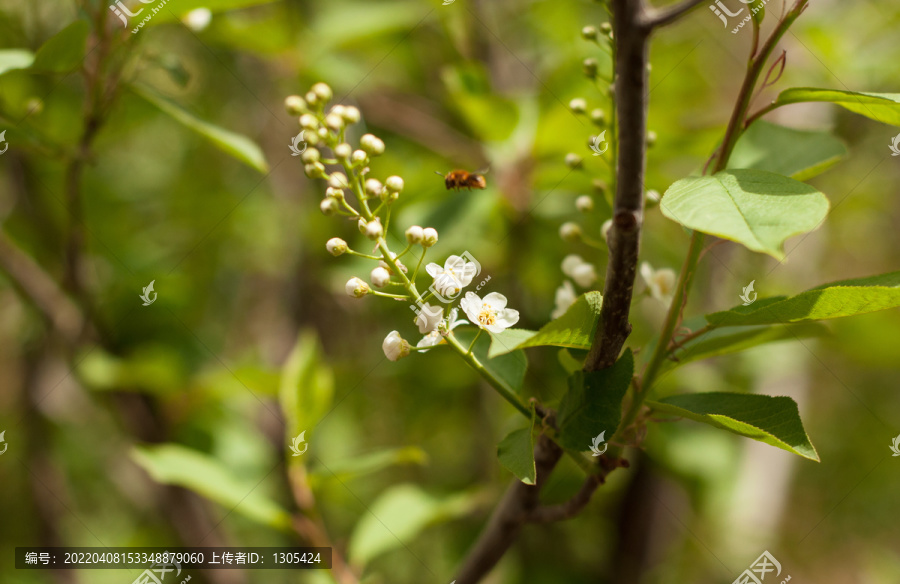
[435,168,488,191]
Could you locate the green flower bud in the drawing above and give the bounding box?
[583,58,599,79]
[304,162,326,179]
[285,95,306,116]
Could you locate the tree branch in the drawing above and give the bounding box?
[585,0,650,371]
[453,434,563,584]
[643,0,706,29]
[528,455,628,523]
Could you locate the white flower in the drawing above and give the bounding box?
[571,263,597,288]
[460,292,519,334]
[183,8,212,31]
[551,281,577,320]
[415,303,444,334]
[640,262,677,304]
[561,255,597,287]
[426,255,478,299]
[345,277,369,298]
[445,307,468,332]
[370,267,391,288]
[417,330,444,349]
[383,331,410,361]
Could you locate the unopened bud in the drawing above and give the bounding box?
[325,113,344,131]
[285,95,306,116]
[583,58,598,79]
[569,98,587,114]
[576,195,594,213]
[364,179,383,198]
[646,130,657,147]
[301,148,320,164]
[422,227,438,248]
[299,114,318,131]
[320,198,339,215]
[560,222,582,242]
[370,267,391,288]
[365,219,383,240]
[385,176,404,193]
[334,143,352,160]
[311,82,332,102]
[351,150,367,164]
[326,237,348,256]
[565,153,583,169]
[328,172,349,189]
[406,225,424,244]
[326,187,345,201]
[590,108,606,126]
[342,106,361,124]
[305,162,326,179]
[581,25,598,40]
[345,277,369,298]
[360,134,385,155]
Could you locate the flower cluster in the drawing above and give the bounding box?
[287,83,520,362]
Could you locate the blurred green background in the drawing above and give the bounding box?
[1,0,899,583]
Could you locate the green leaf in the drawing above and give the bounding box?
[457,329,527,393]
[771,88,900,127]
[557,348,584,375]
[672,323,828,366]
[0,49,35,76]
[32,21,90,73]
[661,169,829,260]
[557,349,633,451]
[707,271,900,326]
[348,484,477,565]
[730,121,846,181]
[647,393,819,461]
[442,64,520,142]
[279,331,335,440]
[131,85,269,173]
[132,444,293,529]
[497,407,537,484]
[488,292,603,357]
[308,447,428,487]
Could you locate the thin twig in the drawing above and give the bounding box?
[643,0,706,29]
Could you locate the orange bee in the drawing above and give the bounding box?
[435,169,488,191]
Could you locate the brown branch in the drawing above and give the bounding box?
[528,454,629,523]
[453,434,564,584]
[0,229,85,343]
[585,0,650,371]
[643,0,706,29]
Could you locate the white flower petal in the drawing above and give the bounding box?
[481,292,508,310]
[425,263,442,278]
[561,254,585,278]
[572,263,597,288]
[415,303,444,334]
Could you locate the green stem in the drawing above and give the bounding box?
[444,332,532,418]
[466,329,483,355]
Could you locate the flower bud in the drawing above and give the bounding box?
[299,114,318,131]
[311,82,332,102]
[301,148,320,164]
[601,219,613,242]
[317,127,328,139]
[305,131,320,146]
[351,149,367,164]
[325,113,344,131]
[382,330,410,361]
[646,189,661,205]
[406,225,424,244]
[304,162,326,179]
[328,172,349,189]
[358,217,368,233]
[364,178,383,198]
[607,82,616,98]
[330,105,346,118]
[583,58,598,79]
[385,176,404,193]
[341,106,361,124]
[646,130,657,147]
[592,179,607,195]
[581,25,598,40]
[576,195,594,213]
[305,91,318,107]
[600,22,612,35]
[345,277,369,298]
[370,266,391,288]
[569,98,587,114]
[565,153,583,169]
[334,143,352,160]
[326,187,345,201]
[320,197,339,215]
[360,134,385,155]
[365,219,383,240]
[381,190,398,204]
[422,227,438,248]
[326,237,348,256]
[559,222,582,242]
[285,95,306,116]
[590,108,606,126]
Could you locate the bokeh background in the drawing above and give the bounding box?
[1,0,899,582]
